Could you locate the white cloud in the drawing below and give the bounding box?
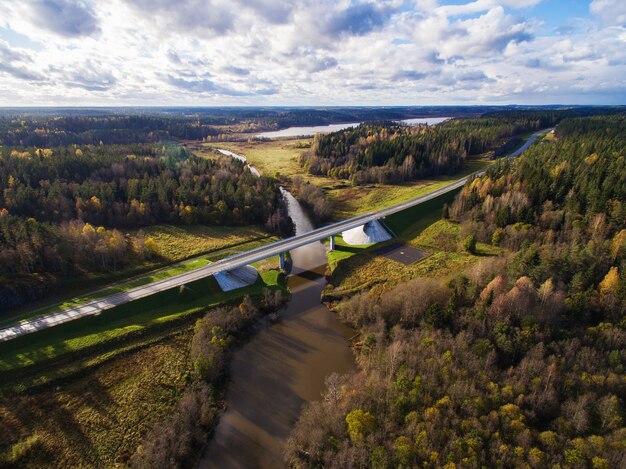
[0,0,100,38]
[590,0,626,27]
[0,0,623,105]
[0,39,44,81]
[438,0,542,17]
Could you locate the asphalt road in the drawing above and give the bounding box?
[0,128,550,343]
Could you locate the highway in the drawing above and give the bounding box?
[0,128,550,342]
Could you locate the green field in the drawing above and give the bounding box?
[2,224,277,328]
[199,139,492,221]
[326,159,488,220]
[144,224,274,261]
[0,269,284,377]
[199,139,325,182]
[326,189,460,270]
[0,325,195,468]
[325,220,500,300]
[324,190,501,300]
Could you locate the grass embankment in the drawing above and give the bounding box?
[201,139,492,221]
[324,190,501,300]
[0,268,283,378]
[2,224,276,327]
[325,190,458,270]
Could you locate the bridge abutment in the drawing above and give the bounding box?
[214,265,259,292]
[342,219,393,245]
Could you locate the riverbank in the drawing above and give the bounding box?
[199,177,357,468]
[0,288,288,468]
[199,140,491,221]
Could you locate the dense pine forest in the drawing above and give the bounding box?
[0,143,290,310]
[0,106,485,143]
[0,107,591,149]
[286,114,626,468]
[0,107,481,147]
[0,115,221,146]
[299,109,621,185]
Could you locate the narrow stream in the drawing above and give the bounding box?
[199,155,356,468]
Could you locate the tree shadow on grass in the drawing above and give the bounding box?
[62,374,118,427]
[0,389,98,466]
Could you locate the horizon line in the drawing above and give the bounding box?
[1,104,625,109]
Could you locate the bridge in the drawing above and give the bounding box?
[0,129,549,342]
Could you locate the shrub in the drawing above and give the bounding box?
[462,234,477,254]
[130,385,216,469]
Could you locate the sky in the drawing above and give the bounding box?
[0,0,624,106]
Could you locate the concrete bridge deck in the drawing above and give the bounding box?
[0,128,550,342]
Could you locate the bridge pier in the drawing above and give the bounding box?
[279,252,286,270]
[329,234,336,250]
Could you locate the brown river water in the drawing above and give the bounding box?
[199,189,356,468]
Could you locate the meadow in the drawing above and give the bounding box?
[143,224,275,261]
[324,190,501,301]
[0,268,284,380]
[0,325,195,467]
[201,139,319,181]
[326,158,490,219]
[204,139,492,221]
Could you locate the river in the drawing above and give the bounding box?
[217,149,261,177]
[254,116,451,139]
[199,156,356,468]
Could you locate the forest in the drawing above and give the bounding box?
[0,106,485,143]
[299,109,622,186]
[286,114,626,468]
[0,115,221,147]
[0,108,465,147]
[0,143,291,311]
